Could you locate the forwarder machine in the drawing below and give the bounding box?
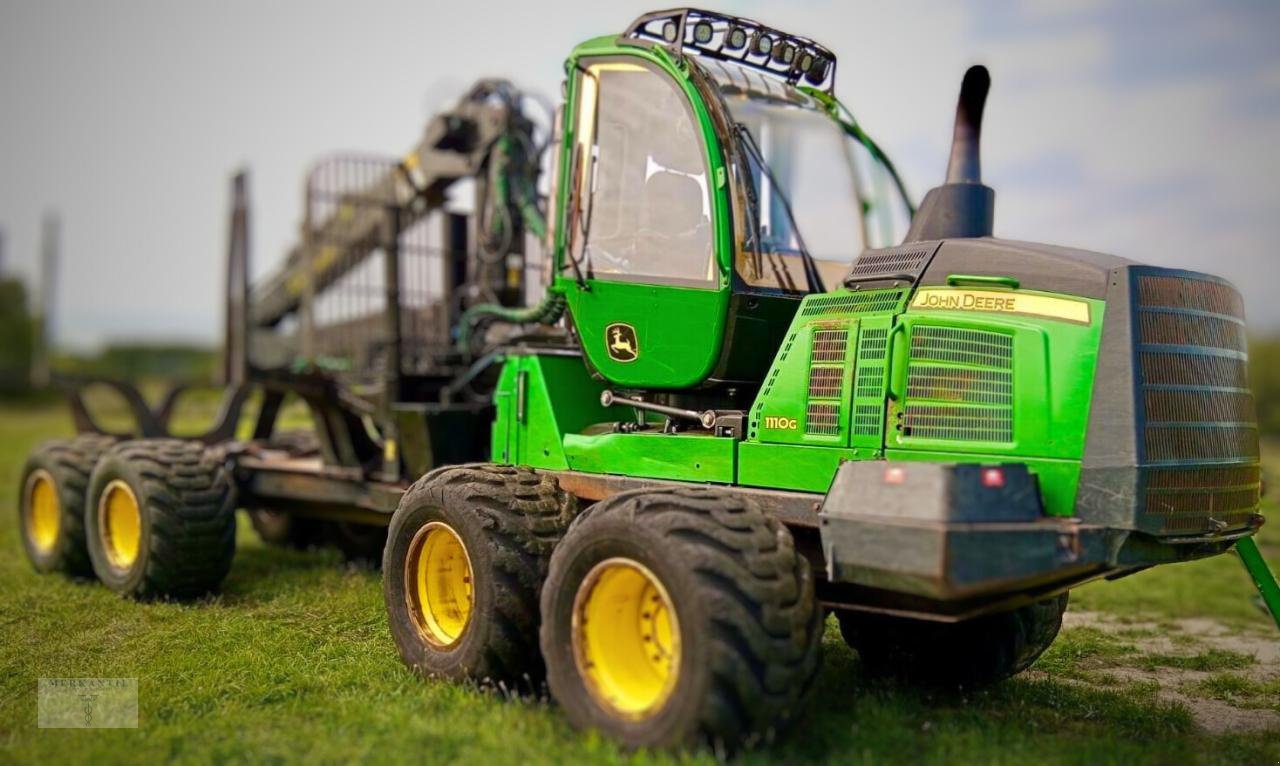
[17,8,1280,752]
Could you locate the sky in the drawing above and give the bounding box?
[1,0,1278,349]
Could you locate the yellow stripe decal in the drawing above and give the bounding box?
[911,288,1091,324]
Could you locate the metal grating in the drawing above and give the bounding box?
[1144,426,1259,463]
[1138,311,1246,351]
[800,289,907,317]
[911,326,1013,368]
[1133,273,1259,535]
[1140,352,1249,388]
[804,324,850,438]
[851,326,890,438]
[808,366,843,398]
[1137,275,1245,319]
[901,405,1013,442]
[845,245,937,283]
[902,326,1014,443]
[852,404,882,435]
[811,329,849,363]
[806,403,841,436]
[907,366,1012,406]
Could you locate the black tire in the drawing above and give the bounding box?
[384,464,574,687]
[85,439,237,599]
[837,593,1070,688]
[17,434,116,576]
[540,487,822,751]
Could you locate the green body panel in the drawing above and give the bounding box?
[491,354,616,469]
[493,287,1104,519]
[564,432,735,482]
[747,289,909,448]
[568,282,728,389]
[553,37,735,391]
[890,296,1105,461]
[737,442,876,492]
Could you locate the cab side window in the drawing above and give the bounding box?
[571,59,715,286]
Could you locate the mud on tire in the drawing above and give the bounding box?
[18,434,117,576]
[539,487,822,751]
[384,464,575,687]
[837,593,1069,688]
[85,439,237,599]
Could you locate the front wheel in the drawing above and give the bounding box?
[540,488,821,751]
[383,465,574,686]
[837,593,1069,688]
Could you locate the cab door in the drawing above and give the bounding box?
[560,55,729,390]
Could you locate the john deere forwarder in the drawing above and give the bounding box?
[18,8,1279,751]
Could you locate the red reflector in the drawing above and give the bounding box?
[982,468,1005,488]
[884,467,906,485]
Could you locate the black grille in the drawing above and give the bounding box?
[1133,272,1259,536]
[801,290,907,316]
[845,244,938,284]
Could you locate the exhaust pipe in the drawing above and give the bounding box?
[904,65,995,242]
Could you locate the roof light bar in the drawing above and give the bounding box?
[622,8,837,92]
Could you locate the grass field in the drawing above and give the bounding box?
[0,400,1277,765]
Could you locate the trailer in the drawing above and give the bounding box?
[17,7,1279,752]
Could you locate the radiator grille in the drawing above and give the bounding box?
[1133,272,1259,536]
[806,403,841,436]
[902,405,1013,442]
[903,326,1014,443]
[851,326,890,439]
[808,366,843,398]
[907,366,1013,406]
[811,329,849,362]
[801,289,907,317]
[911,326,1013,368]
[1144,465,1260,533]
[804,325,850,438]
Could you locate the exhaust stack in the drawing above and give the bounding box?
[904,65,995,242]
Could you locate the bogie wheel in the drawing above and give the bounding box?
[836,593,1070,688]
[17,435,117,576]
[85,439,237,599]
[540,487,822,751]
[327,521,388,567]
[247,509,326,550]
[383,464,575,686]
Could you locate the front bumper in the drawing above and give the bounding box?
[819,461,1119,600]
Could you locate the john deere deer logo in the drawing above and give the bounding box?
[605,323,638,363]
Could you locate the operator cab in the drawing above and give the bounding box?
[552,9,911,393]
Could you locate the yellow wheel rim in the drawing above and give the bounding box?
[406,522,474,648]
[573,558,681,720]
[25,470,61,555]
[99,479,142,571]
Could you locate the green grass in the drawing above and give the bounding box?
[1,402,1278,764]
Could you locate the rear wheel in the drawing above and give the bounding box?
[540,488,822,751]
[384,464,574,686]
[837,593,1069,688]
[85,439,237,599]
[17,435,116,576]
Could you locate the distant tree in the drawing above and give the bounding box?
[0,277,35,394]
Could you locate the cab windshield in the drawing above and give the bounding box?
[700,60,911,292]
